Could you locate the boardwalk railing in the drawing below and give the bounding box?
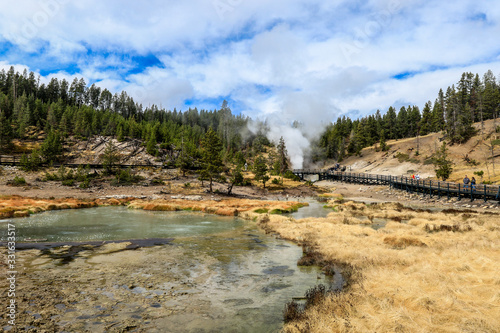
[292,169,500,203]
[0,155,163,169]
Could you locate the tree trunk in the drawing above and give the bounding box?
[227,183,234,195]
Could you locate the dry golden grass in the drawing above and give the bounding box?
[0,195,307,219]
[0,195,130,218]
[256,201,500,333]
[129,198,306,216]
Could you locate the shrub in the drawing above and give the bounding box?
[43,172,59,181]
[20,149,42,171]
[79,179,91,189]
[283,301,302,323]
[112,168,144,186]
[394,152,410,163]
[473,170,484,178]
[305,284,327,308]
[150,178,164,185]
[8,176,27,186]
[62,179,75,186]
[283,284,332,323]
[240,178,252,186]
[75,164,91,182]
[423,157,435,165]
[284,170,301,181]
[272,178,280,185]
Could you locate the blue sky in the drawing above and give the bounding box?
[1,0,499,124]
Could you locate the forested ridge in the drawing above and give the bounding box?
[0,67,267,164]
[317,70,500,162]
[1,66,499,168]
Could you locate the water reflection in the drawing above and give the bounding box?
[0,207,243,242]
[1,207,339,332]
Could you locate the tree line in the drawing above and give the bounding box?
[1,67,498,172]
[0,67,295,192]
[317,70,500,162]
[0,67,268,163]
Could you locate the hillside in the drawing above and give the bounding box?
[339,118,500,184]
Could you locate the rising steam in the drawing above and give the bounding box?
[247,91,339,169]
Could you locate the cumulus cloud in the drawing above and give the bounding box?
[1,0,500,166]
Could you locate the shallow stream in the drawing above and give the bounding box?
[1,206,341,332]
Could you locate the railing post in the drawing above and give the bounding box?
[437,181,440,199]
[447,183,450,200]
[429,180,432,198]
[458,183,461,201]
[470,184,473,202]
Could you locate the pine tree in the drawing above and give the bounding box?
[0,108,13,152]
[419,101,433,136]
[227,165,243,195]
[383,106,397,139]
[41,130,63,163]
[407,106,421,138]
[102,140,121,175]
[276,136,289,184]
[396,106,409,138]
[46,105,59,131]
[253,155,270,188]
[431,98,445,132]
[455,103,476,143]
[146,131,158,156]
[434,142,453,181]
[379,130,389,152]
[116,124,125,142]
[59,107,72,134]
[201,127,223,193]
[482,70,499,119]
[176,140,197,177]
[20,148,42,171]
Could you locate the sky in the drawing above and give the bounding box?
[1,0,499,131]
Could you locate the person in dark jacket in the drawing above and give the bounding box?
[471,177,476,191]
[463,175,470,190]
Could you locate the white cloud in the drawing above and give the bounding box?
[1,0,499,127]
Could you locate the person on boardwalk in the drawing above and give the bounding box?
[416,173,420,180]
[463,175,470,190]
[471,177,476,191]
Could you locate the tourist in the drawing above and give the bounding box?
[416,173,420,180]
[471,177,476,191]
[463,175,470,190]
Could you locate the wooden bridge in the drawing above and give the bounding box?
[293,169,500,203]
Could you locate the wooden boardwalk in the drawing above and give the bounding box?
[293,169,500,202]
[0,155,164,169]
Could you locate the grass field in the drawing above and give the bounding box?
[256,201,500,332]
